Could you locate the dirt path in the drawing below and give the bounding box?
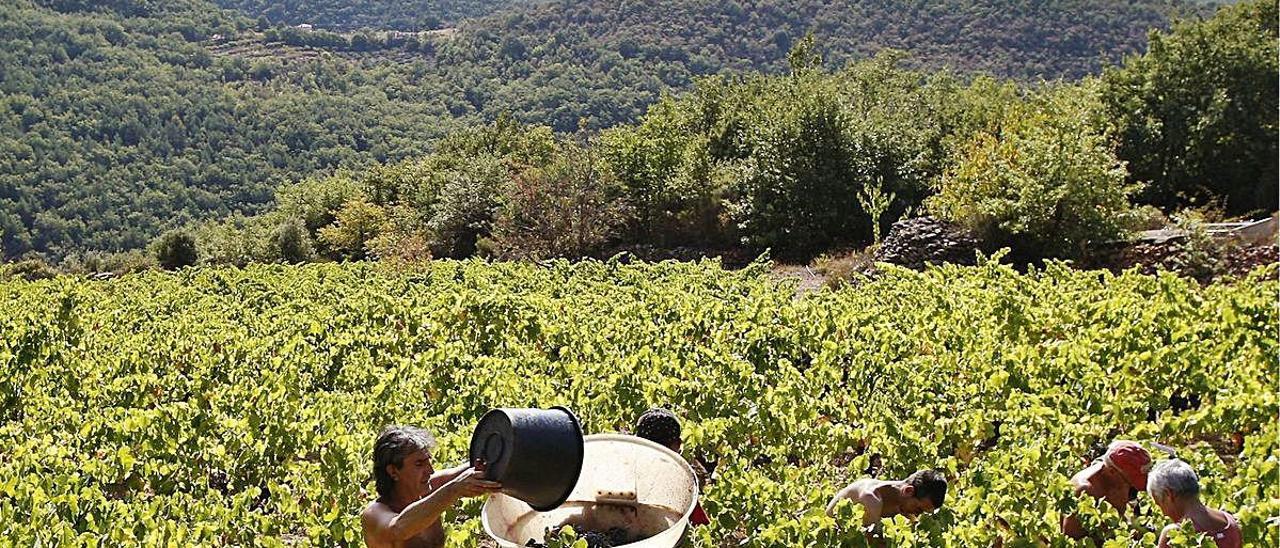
[771,265,826,294]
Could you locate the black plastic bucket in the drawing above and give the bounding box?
[469,406,584,511]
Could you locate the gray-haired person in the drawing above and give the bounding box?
[1149,459,1241,548]
[361,426,502,548]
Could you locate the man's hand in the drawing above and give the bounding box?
[442,466,502,500]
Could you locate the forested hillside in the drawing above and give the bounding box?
[0,0,1237,259]
[421,0,1207,131]
[459,0,1189,81]
[211,0,534,31]
[171,1,1273,270]
[0,0,483,257]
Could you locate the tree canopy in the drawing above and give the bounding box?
[2,0,1270,261]
[210,0,534,31]
[1100,0,1278,216]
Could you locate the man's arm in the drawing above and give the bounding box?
[1062,471,1096,539]
[429,463,471,491]
[361,467,500,545]
[826,484,856,516]
[1061,514,1087,540]
[826,484,883,526]
[1157,524,1177,548]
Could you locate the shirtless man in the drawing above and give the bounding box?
[361,426,502,548]
[826,469,948,526]
[1061,440,1152,540]
[1149,459,1242,548]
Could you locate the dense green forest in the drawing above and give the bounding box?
[0,0,479,257]
[418,0,1210,131]
[172,1,1276,269]
[212,0,533,31]
[0,0,1268,261]
[458,0,1188,81]
[1101,0,1278,214]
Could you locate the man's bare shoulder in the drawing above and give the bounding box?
[845,478,881,494]
[1070,462,1104,495]
[361,502,389,548]
[362,499,396,541]
[839,478,889,505]
[831,479,875,504]
[363,500,393,520]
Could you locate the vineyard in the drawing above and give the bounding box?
[0,259,1275,546]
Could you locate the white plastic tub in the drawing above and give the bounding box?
[482,434,698,547]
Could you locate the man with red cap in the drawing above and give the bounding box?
[1061,440,1153,540]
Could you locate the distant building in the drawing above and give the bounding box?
[295,24,314,31]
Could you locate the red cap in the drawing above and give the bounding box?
[1103,440,1152,491]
